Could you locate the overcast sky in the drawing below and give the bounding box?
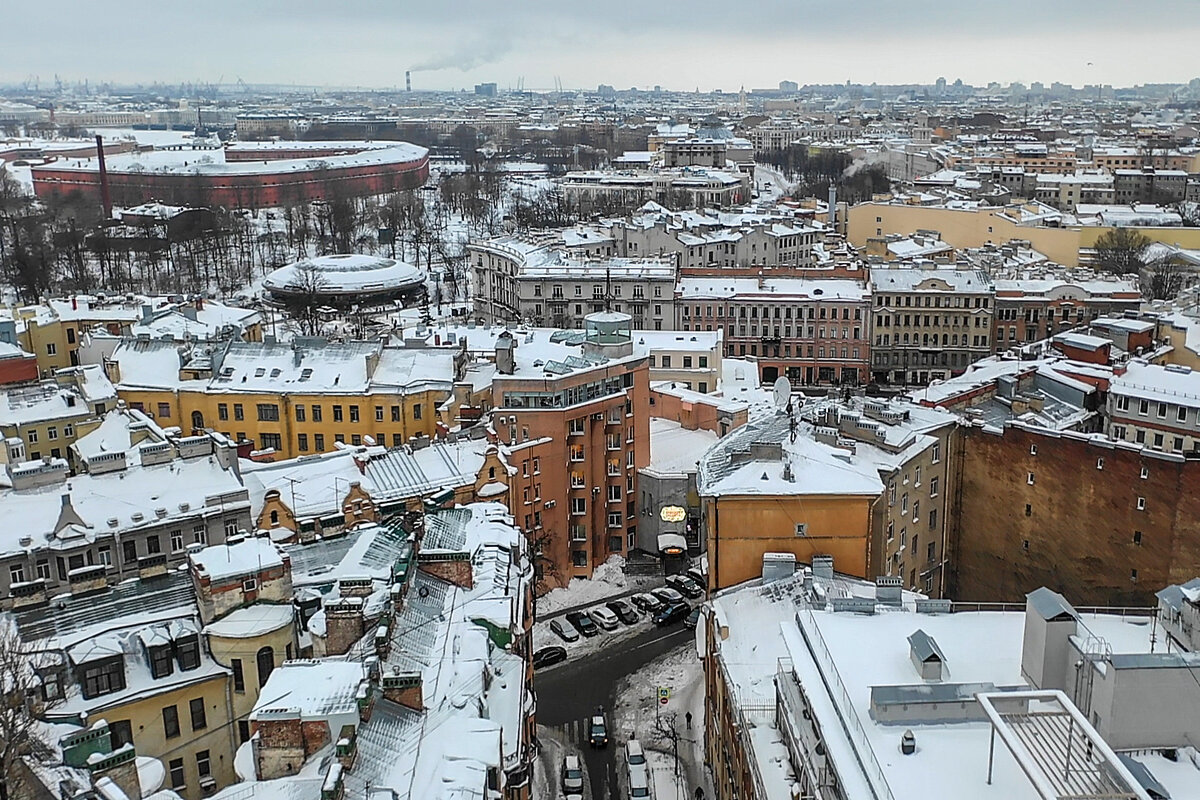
[4,1,1199,92]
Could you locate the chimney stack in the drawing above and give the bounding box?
[405,71,412,92]
[96,135,113,220]
[828,184,838,228]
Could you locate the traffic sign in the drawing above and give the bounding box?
[659,696,669,706]
[657,686,671,700]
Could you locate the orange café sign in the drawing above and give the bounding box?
[659,506,686,523]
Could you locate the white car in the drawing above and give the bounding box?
[626,738,650,790]
[591,606,620,631]
[629,766,652,799]
[561,754,584,794]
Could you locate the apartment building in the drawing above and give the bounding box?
[678,276,871,386]
[697,410,885,591]
[992,272,1143,351]
[870,266,994,385]
[608,214,818,272]
[1107,361,1200,454]
[97,337,458,460]
[485,314,651,584]
[705,569,1197,800]
[0,432,250,604]
[559,166,751,209]
[802,397,959,596]
[0,365,118,464]
[468,235,678,329]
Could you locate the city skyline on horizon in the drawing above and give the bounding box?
[3,0,1200,97]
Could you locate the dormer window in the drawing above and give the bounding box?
[149,645,174,679]
[176,635,201,672]
[79,657,125,699]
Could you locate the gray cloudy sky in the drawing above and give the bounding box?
[4,1,1198,91]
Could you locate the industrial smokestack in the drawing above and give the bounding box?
[95,134,113,220]
[827,184,837,229]
[406,71,412,92]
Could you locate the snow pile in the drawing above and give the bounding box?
[536,555,628,615]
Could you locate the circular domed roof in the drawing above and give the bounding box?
[262,253,425,299]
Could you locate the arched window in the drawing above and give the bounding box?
[256,646,275,688]
[191,411,204,430]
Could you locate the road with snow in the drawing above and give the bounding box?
[535,623,693,800]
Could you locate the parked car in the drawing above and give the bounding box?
[607,598,639,625]
[549,619,579,643]
[631,592,665,614]
[667,574,704,599]
[566,611,600,637]
[588,714,609,748]
[629,768,651,799]
[626,739,647,768]
[561,754,584,794]
[533,646,568,670]
[591,606,620,631]
[655,601,691,626]
[652,586,685,605]
[685,607,702,629]
[685,567,707,588]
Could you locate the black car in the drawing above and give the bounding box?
[588,714,609,748]
[631,592,665,614]
[685,567,707,588]
[654,601,691,626]
[685,607,702,629]
[549,618,579,643]
[606,599,639,625]
[565,611,600,637]
[533,646,568,670]
[667,575,704,599]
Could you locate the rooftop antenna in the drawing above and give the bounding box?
[771,375,796,442]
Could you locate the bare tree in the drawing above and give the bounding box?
[1145,255,1187,300]
[282,261,330,336]
[1091,227,1153,275]
[0,620,58,800]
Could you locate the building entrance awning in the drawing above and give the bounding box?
[658,533,687,555]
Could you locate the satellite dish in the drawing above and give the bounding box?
[772,376,791,410]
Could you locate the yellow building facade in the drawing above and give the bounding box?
[704,493,874,591]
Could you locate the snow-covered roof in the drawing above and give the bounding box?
[1110,360,1200,408]
[204,604,295,639]
[644,418,718,477]
[190,537,286,583]
[0,455,247,559]
[698,410,884,497]
[262,254,424,298]
[677,276,868,301]
[870,266,992,293]
[251,660,365,720]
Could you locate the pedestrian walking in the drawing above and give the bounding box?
[685,711,693,730]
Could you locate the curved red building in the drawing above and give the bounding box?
[31,142,429,209]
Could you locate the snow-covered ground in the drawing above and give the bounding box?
[754,163,793,202]
[537,556,635,615]
[612,636,711,800]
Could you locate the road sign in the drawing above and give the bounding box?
[657,686,671,706]
[659,696,669,706]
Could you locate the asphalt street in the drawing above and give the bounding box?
[536,622,693,799]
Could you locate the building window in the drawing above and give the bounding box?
[929,477,939,497]
[1027,472,1035,485]
[294,404,305,422]
[47,426,58,440]
[190,697,207,731]
[1025,504,1032,517]
[27,430,37,444]
[349,405,360,423]
[571,497,586,515]
[311,405,322,422]
[234,404,244,421]
[177,637,201,671]
[375,406,384,422]
[298,433,309,452]
[256,646,275,688]
[256,404,280,422]
[1130,569,1138,583]
[46,343,56,355]
[260,433,282,451]
[413,403,423,420]
[82,659,126,698]
[1140,466,1149,479]
[170,530,184,552]
[169,759,185,791]
[197,750,211,779]
[157,403,170,418]
[1136,497,1146,511]
[150,647,174,679]
[333,405,344,422]
[1029,444,1037,456]
[232,659,245,693]
[146,535,161,555]
[9,564,24,584]
[1133,530,1142,546]
[572,550,588,567]
[196,524,210,545]
[162,705,180,739]
[1096,457,1104,470]
[218,403,229,421]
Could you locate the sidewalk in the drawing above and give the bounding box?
[536,577,664,622]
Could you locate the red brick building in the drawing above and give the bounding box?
[676,275,871,386]
[950,421,1200,605]
[31,143,429,209]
